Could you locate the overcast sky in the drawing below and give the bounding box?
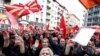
[57,0,86,27]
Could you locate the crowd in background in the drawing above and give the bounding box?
[0,28,100,56]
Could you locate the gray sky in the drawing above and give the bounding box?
[57,0,86,27]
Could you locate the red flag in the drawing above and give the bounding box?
[59,15,67,39]
[70,25,79,33]
[55,26,60,31]
[6,12,19,29]
[5,0,41,17]
[46,23,49,31]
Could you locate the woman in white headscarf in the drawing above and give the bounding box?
[39,47,54,56]
[39,38,54,56]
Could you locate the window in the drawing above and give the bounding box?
[0,8,5,14]
[4,0,11,3]
[47,6,51,10]
[99,23,100,26]
[36,18,38,22]
[47,0,51,4]
[87,23,91,26]
[97,22,100,26]
[41,19,43,22]
[41,5,43,8]
[46,12,50,16]
[92,23,97,26]
[46,19,50,22]
[88,18,92,22]
[57,17,59,20]
[66,17,68,19]
[88,13,92,16]
[58,12,60,15]
[98,18,100,22]
[0,0,3,6]
[94,10,99,15]
[93,17,98,22]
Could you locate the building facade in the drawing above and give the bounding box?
[84,5,100,27]
[22,0,68,29]
[67,14,80,28]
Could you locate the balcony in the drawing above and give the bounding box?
[93,18,98,22]
[88,15,93,18]
[92,22,100,26]
[87,18,92,23]
[93,8,100,13]
[88,10,92,14]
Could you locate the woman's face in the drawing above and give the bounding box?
[41,49,51,56]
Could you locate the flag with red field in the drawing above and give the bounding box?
[5,0,41,17]
[45,23,50,31]
[59,15,67,39]
[70,25,79,33]
[6,12,19,29]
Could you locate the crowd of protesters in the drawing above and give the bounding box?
[0,27,100,56]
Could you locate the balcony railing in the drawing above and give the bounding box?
[93,8,100,13]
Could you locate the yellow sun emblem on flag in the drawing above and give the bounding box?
[0,13,7,19]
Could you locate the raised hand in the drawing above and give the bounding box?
[15,35,24,46]
[2,29,9,40]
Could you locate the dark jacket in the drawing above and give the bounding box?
[48,36,62,56]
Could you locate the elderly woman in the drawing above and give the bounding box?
[39,47,53,56]
[39,38,54,56]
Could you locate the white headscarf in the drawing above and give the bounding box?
[39,47,54,56]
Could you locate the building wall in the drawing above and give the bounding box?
[67,14,80,28]
[0,0,3,7]
[28,0,68,29]
[84,5,100,26]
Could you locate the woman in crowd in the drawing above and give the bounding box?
[39,38,54,56]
